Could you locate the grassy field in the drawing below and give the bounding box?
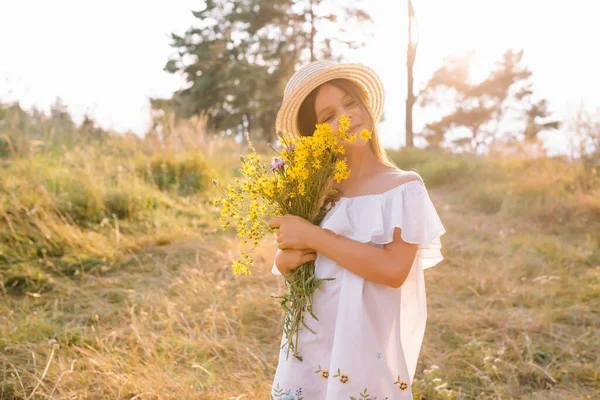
[1,142,599,399]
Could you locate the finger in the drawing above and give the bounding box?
[268,217,281,228]
[301,250,316,256]
[301,253,317,263]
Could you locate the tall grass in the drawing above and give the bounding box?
[1,128,599,398]
[0,137,226,296]
[388,147,600,221]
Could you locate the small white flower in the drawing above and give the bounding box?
[424,364,440,374]
[434,382,448,392]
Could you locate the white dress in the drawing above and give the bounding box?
[270,178,446,400]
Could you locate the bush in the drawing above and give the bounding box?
[387,147,474,187]
[138,152,212,196]
[0,145,216,294]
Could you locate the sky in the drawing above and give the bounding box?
[1,0,599,155]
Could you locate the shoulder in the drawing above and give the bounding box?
[384,169,424,188]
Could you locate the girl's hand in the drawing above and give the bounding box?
[274,248,317,276]
[268,214,319,250]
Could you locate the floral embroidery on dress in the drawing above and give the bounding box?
[271,383,304,400]
[333,368,350,383]
[314,364,329,379]
[393,376,409,391]
[349,387,390,400]
[349,388,389,400]
[375,352,382,360]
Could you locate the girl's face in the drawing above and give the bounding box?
[314,83,369,149]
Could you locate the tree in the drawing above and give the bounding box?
[80,114,109,143]
[159,0,373,143]
[418,49,559,153]
[568,105,600,170]
[405,0,418,148]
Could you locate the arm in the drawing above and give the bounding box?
[307,226,419,288]
[269,176,439,287]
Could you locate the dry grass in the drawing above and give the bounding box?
[1,147,599,399]
[414,191,599,399]
[1,233,286,399]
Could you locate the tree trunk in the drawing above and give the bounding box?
[405,0,417,147]
[309,0,316,62]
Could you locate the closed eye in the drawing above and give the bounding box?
[319,98,356,123]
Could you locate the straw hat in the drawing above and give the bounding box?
[275,60,385,137]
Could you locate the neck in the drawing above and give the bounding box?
[342,145,380,185]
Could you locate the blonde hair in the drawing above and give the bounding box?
[297,78,399,170]
[369,124,400,170]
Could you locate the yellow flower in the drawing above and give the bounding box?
[315,122,333,138]
[241,162,257,177]
[313,146,324,158]
[359,128,372,140]
[287,167,297,180]
[344,133,357,144]
[335,160,348,172]
[338,115,351,134]
[248,200,259,220]
[312,159,322,169]
[333,170,350,183]
[220,205,230,220]
[260,179,276,198]
[232,260,251,275]
[298,182,306,196]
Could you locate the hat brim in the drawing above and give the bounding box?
[275,63,384,138]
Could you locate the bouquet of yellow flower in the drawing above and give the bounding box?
[212,115,372,360]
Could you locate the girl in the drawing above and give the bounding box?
[268,60,446,399]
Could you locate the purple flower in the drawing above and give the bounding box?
[286,144,296,152]
[270,157,285,172]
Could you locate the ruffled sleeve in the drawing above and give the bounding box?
[391,180,446,269]
[271,180,445,277]
[320,179,446,266]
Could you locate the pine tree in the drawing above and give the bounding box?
[159,0,372,143]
